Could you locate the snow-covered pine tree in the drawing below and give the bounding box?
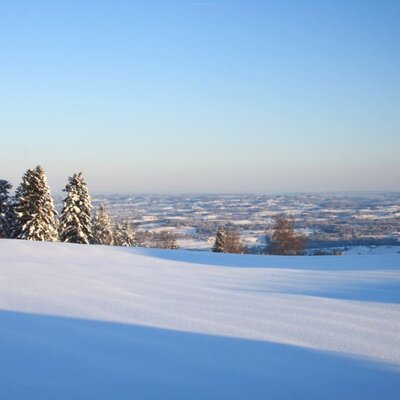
[9,194,22,238]
[8,184,23,238]
[59,172,92,244]
[113,222,122,245]
[212,226,226,253]
[113,221,138,247]
[3,196,19,239]
[15,166,58,241]
[0,179,12,238]
[92,202,114,245]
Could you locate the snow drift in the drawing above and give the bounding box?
[0,240,399,399]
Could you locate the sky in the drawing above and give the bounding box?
[0,0,399,194]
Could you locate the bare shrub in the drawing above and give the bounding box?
[267,214,306,255]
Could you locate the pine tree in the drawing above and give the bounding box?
[59,172,92,244]
[15,166,58,241]
[92,202,114,245]
[3,197,19,239]
[113,222,122,245]
[0,179,12,238]
[114,221,138,247]
[213,226,226,253]
[10,184,23,238]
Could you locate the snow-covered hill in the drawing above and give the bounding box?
[0,240,399,399]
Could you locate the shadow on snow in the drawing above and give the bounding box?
[1,310,399,400]
[128,247,400,272]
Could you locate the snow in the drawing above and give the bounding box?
[176,237,212,250]
[0,239,399,399]
[150,226,178,233]
[231,219,252,225]
[343,245,400,255]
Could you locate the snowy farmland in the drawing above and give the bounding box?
[0,240,400,399]
[82,192,400,251]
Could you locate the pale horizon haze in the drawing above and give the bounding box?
[1,1,399,194]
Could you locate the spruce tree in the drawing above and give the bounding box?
[113,222,122,245]
[114,221,138,247]
[3,197,19,239]
[15,166,58,241]
[59,172,92,244]
[92,202,114,245]
[213,226,226,253]
[0,179,12,238]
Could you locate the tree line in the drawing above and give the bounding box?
[212,214,305,255]
[0,166,137,247]
[1,166,305,254]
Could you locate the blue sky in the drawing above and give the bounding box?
[1,0,399,193]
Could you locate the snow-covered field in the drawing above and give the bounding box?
[343,245,400,255]
[1,240,399,399]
